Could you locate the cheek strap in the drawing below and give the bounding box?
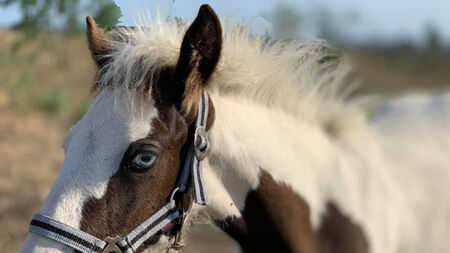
[177,90,210,205]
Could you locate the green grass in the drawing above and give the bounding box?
[9,68,36,113]
[0,31,94,120]
[38,85,70,114]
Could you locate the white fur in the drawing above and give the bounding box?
[23,13,450,253]
[204,92,450,253]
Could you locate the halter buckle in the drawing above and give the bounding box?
[102,236,122,253]
[194,126,209,161]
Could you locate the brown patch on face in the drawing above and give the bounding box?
[218,170,317,253]
[154,67,216,129]
[317,203,369,253]
[79,106,189,251]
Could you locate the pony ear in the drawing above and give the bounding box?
[174,4,222,118]
[177,5,222,84]
[86,16,112,67]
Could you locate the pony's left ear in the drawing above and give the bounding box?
[174,4,222,118]
[86,16,112,67]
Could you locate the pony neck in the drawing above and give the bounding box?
[205,95,336,224]
[204,94,413,253]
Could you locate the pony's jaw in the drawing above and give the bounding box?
[140,237,172,253]
[21,234,71,253]
[21,89,156,252]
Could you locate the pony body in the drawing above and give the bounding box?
[207,91,450,253]
[22,6,450,253]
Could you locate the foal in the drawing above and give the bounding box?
[22,4,450,253]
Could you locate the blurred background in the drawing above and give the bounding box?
[0,0,449,252]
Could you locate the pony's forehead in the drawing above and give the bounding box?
[63,89,157,152]
[91,88,156,124]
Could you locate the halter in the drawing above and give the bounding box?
[28,91,211,253]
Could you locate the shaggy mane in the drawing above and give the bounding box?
[97,15,359,126]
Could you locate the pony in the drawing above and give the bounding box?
[21,4,450,253]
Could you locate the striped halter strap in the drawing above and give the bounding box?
[28,91,211,253]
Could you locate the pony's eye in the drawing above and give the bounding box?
[132,151,157,169]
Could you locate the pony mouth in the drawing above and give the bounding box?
[161,221,177,237]
[142,222,178,248]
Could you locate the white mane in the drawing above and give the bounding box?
[98,15,358,129]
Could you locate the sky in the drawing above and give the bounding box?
[1,0,449,46]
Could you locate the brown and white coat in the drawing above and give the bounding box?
[22,4,450,253]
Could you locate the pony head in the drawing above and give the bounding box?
[22,5,222,253]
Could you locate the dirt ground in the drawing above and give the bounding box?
[1,30,449,252]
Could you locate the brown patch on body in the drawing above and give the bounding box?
[218,170,317,253]
[317,203,369,253]
[218,171,369,253]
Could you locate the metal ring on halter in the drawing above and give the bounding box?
[169,187,193,215]
[169,187,180,202]
[194,126,210,161]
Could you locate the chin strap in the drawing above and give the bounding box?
[29,91,211,253]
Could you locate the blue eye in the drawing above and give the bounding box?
[133,151,157,168]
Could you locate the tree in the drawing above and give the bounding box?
[0,0,122,35]
[90,0,122,29]
[263,2,303,39]
[424,22,442,51]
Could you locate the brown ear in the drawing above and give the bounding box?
[173,4,222,118]
[86,16,112,67]
[177,5,222,83]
